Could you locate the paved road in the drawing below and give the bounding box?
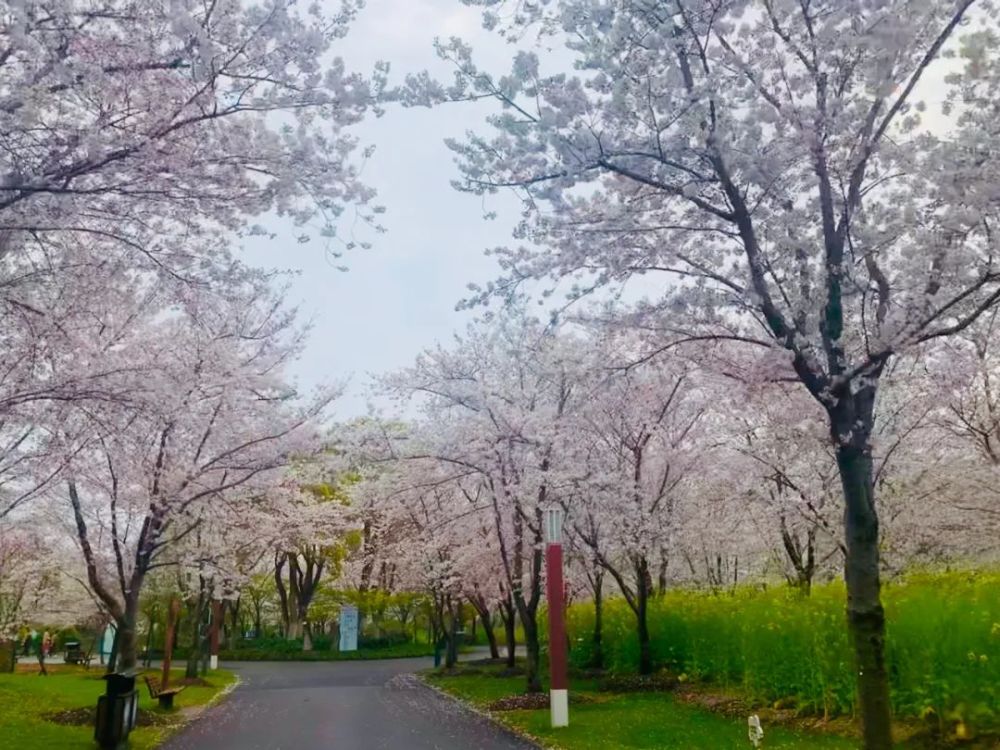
[161,657,538,750]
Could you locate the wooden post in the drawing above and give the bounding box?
[209,600,223,670]
[546,542,569,727]
[161,598,180,689]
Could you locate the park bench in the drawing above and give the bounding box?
[143,675,185,709]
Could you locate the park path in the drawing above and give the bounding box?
[160,656,538,750]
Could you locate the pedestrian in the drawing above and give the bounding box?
[38,630,52,676]
[21,630,31,657]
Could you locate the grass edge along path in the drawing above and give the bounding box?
[421,664,861,750]
[0,664,237,750]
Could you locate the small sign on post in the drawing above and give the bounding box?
[339,605,359,652]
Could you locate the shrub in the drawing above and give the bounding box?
[359,632,410,649]
[217,641,433,661]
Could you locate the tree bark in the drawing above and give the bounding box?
[636,587,652,676]
[469,593,500,660]
[161,598,180,689]
[482,612,500,660]
[185,600,203,679]
[837,438,893,750]
[591,578,604,670]
[499,595,517,668]
[522,613,542,692]
[445,605,459,668]
[116,605,139,671]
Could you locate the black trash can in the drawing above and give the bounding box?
[95,668,141,749]
[64,640,82,664]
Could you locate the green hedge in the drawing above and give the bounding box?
[565,572,1000,729]
[218,641,434,661]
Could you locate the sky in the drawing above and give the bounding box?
[240,1,966,421]
[242,1,527,419]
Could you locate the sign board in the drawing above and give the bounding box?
[339,605,359,652]
[101,624,116,657]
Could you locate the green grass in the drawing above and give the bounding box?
[0,665,236,750]
[425,666,857,749]
[564,571,1000,732]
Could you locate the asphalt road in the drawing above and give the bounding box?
[161,657,538,750]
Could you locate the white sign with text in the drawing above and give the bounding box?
[339,605,359,652]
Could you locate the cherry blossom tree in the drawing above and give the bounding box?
[722,382,844,592]
[346,451,485,668]
[0,0,383,263]
[411,3,1000,744]
[372,314,588,692]
[567,348,715,674]
[0,523,57,640]
[931,312,1000,467]
[267,468,357,649]
[0,234,181,519]
[60,279,333,669]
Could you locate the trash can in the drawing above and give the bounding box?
[64,640,81,664]
[94,668,141,749]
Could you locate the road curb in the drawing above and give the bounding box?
[415,672,544,749]
[155,672,242,747]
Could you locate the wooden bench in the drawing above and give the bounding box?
[143,675,186,709]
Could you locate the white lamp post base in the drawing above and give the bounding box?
[210,655,218,670]
[550,688,569,727]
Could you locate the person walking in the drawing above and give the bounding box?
[38,631,52,676]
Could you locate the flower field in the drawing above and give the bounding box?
[565,572,1000,733]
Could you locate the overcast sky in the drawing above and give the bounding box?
[242,1,527,418]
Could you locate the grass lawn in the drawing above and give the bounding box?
[0,664,236,750]
[424,667,859,750]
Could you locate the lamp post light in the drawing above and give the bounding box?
[543,506,569,728]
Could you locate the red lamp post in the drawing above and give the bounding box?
[543,506,569,728]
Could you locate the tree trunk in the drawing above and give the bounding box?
[500,603,516,668]
[470,593,501,660]
[522,613,542,693]
[185,604,202,679]
[445,607,459,668]
[0,640,14,673]
[116,600,140,671]
[143,612,156,667]
[592,581,604,670]
[482,612,500,660]
[637,595,652,676]
[161,598,180,688]
[635,559,653,676]
[837,440,893,750]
